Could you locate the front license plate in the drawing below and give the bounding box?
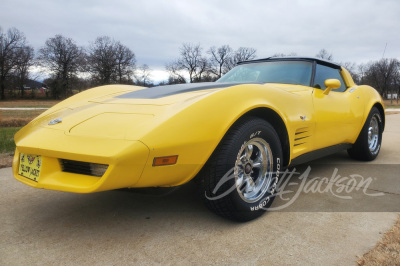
[18,153,42,182]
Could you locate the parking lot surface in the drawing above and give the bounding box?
[1,114,399,265]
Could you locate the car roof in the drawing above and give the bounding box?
[238,57,341,69]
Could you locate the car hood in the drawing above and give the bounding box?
[19,82,251,141]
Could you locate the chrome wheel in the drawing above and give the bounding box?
[234,138,273,203]
[368,116,379,152]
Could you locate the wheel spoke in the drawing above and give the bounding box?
[252,157,263,169]
[234,137,274,203]
[236,174,244,187]
[245,176,254,193]
[368,116,380,152]
[245,145,253,160]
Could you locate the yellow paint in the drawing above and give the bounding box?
[13,67,384,192]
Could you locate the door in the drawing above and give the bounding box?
[312,64,364,150]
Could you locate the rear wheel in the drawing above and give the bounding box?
[197,117,283,222]
[348,107,383,161]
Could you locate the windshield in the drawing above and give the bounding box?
[217,61,313,86]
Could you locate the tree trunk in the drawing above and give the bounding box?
[391,89,393,105]
[1,80,6,100]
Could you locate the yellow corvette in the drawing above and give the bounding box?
[13,57,384,221]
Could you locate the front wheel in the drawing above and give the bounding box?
[348,107,383,161]
[197,117,283,222]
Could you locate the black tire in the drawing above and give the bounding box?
[347,107,383,161]
[197,117,283,222]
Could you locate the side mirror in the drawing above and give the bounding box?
[323,79,341,95]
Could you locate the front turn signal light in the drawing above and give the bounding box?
[153,155,178,166]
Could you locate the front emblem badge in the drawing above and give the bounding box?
[48,118,62,125]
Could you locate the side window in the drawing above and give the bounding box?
[313,64,347,92]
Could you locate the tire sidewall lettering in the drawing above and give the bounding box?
[249,156,280,211]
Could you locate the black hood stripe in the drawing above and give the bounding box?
[116,82,259,99]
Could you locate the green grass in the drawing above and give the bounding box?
[0,127,20,153]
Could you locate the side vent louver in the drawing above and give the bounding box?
[294,127,311,147]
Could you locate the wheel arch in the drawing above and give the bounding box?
[231,107,291,168]
[373,102,385,131]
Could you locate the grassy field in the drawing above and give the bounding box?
[0,100,59,127]
[0,127,20,153]
[384,99,400,108]
[0,100,56,167]
[0,127,20,168]
[0,109,45,127]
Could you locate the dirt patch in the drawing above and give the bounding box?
[0,153,14,169]
[383,99,400,108]
[386,111,400,115]
[0,109,45,127]
[0,100,60,108]
[0,118,33,127]
[357,215,400,265]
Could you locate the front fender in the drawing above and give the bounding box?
[136,84,306,187]
[359,85,385,130]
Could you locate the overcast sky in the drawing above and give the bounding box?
[1,0,399,82]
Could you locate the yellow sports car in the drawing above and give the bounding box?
[13,57,384,221]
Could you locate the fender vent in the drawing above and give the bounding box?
[294,127,311,147]
[60,159,108,177]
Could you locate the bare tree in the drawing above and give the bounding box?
[195,57,210,82]
[166,43,209,83]
[38,35,84,99]
[135,64,152,86]
[225,47,257,72]
[167,75,186,84]
[87,36,135,85]
[358,63,367,84]
[0,27,30,100]
[364,58,399,100]
[14,46,34,97]
[316,49,333,61]
[208,45,232,78]
[180,43,200,82]
[234,47,257,62]
[165,62,187,84]
[87,36,118,85]
[394,64,400,104]
[167,44,257,82]
[115,42,136,84]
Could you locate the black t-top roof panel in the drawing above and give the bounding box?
[238,57,341,69]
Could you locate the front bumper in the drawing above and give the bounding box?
[13,128,150,193]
